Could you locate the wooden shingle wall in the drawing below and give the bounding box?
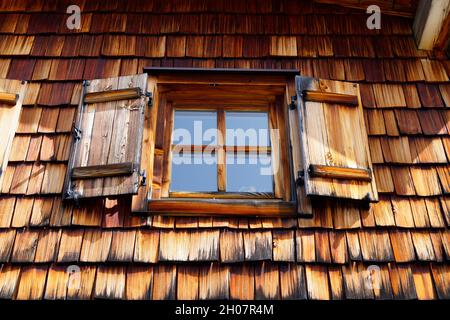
[0,0,449,300]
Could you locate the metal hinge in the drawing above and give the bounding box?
[73,126,82,140]
[66,188,81,207]
[139,170,147,186]
[296,170,305,186]
[288,95,297,110]
[145,92,153,107]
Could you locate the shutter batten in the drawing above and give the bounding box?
[63,74,148,200]
[295,76,378,202]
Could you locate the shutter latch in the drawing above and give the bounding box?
[296,170,305,186]
[288,95,297,110]
[73,126,82,140]
[139,170,147,186]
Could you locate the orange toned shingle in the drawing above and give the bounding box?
[126,266,153,300]
[57,229,83,262]
[9,163,32,194]
[9,135,31,162]
[0,229,15,262]
[328,266,344,300]
[421,59,449,82]
[0,58,11,78]
[392,196,415,227]
[243,230,272,261]
[409,198,431,228]
[0,265,21,299]
[222,35,243,58]
[328,231,348,264]
[44,266,69,300]
[365,109,386,135]
[314,230,332,263]
[395,110,421,134]
[279,264,307,300]
[229,264,255,300]
[368,137,384,163]
[425,198,446,228]
[219,229,244,263]
[359,230,394,262]
[344,59,365,81]
[305,265,330,300]
[373,165,394,193]
[411,231,436,261]
[0,197,15,228]
[403,84,422,108]
[26,163,45,195]
[417,83,444,108]
[37,83,75,106]
[133,230,159,263]
[418,110,448,135]
[390,230,416,262]
[94,266,126,299]
[80,230,112,262]
[270,36,297,56]
[254,262,279,300]
[410,137,448,164]
[31,59,51,80]
[10,197,33,228]
[107,230,136,262]
[296,230,315,262]
[199,263,230,300]
[30,197,53,227]
[410,167,442,196]
[372,84,406,108]
[176,265,198,300]
[16,266,48,300]
[342,262,374,299]
[41,163,66,194]
[381,137,412,163]
[0,35,34,55]
[411,265,437,300]
[11,229,39,263]
[372,195,396,226]
[272,230,295,262]
[152,265,176,300]
[48,59,85,80]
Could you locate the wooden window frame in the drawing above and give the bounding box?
[136,68,302,217]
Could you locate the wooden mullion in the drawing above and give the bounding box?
[161,101,174,198]
[269,103,282,199]
[217,110,226,192]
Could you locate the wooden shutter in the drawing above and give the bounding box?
[0,79,26,188]
[63,74,148,200]
[294,76,378,202]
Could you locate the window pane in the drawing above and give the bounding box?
[170,152,217,192]
[226,152,273,192]
[226,112,269,146]
[173,111,217,145]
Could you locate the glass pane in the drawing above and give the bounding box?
[226,152,273,193]
[226,112,269,147]
[170,151,217,192]
[173,110,217,145]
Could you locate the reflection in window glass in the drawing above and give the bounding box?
[226,112,269,146]
[226,152,273,192]
[170,152,217,192]
[173,111,217,145]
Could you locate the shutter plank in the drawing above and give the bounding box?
[64,74,147,199]
[0,79,27,189]
[296,76,378,202]
[287,80,312,216]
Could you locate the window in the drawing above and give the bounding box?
[170,109,274,197]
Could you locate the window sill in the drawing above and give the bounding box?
[146,198,297,217]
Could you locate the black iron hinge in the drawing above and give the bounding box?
[139,169,147,186]
[296,170,305,186]
[288,95,297,110]
[73,126,82,140]
[145,92,153,107]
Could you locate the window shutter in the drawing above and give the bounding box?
[0,79,26,188]
[63,74,148,200]
[294,75,378,202]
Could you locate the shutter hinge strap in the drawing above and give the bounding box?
[288,95,297,110]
